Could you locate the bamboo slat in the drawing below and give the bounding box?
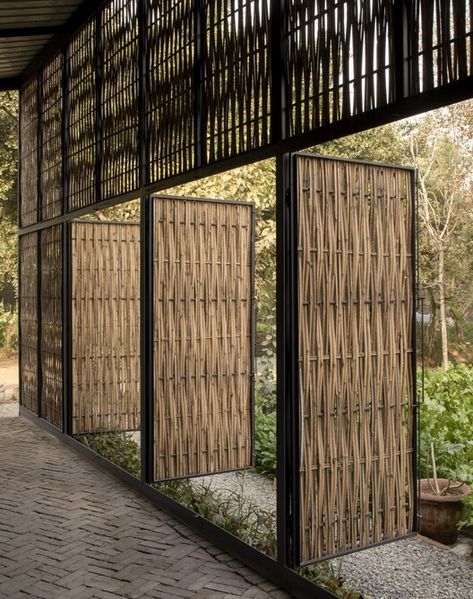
[67,19,97,210]
[71,221,141,434]
[19,78,38,227]
[153,197,254,480]
[19,233,39,414]
[41,225,63,428]
[101,0,140,200]
[41,53,63,220]
[297,155,415,562]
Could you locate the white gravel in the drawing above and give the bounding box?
[191,470,276,513]
[333,536,473,599]
[190,471,473,598]
[0,402,18,418]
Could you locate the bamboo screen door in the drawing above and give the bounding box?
[296,154,416,564]
[152,196,255,481]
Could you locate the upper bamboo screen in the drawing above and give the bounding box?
[297,155,415,563]
[19,0,472,226]
[153,197,254,480]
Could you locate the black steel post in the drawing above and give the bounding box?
[61,47,69,214]
[194,0,206,168]
[394,0,409,101]
[36,72,43,418]
[140,193,154,484]
[138,0,149,188]
[95,10,102,205]
[276,153,300,569]
[62,221,73,436]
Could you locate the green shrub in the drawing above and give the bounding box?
[419,365,473,526]
[0,303,17,356]
[76,430,141,477]
[255,406,276,477]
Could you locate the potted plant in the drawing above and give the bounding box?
[419,443,472,544]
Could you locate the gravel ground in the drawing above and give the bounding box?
[334,536,473,599]
[191,470,276,513]
[0,401,18,418]
[190,471,473,598]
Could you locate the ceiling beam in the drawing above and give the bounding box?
[0,76,21,91]
[0,26,61,38]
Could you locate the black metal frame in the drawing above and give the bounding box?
[13,0,473,595]
[290,153,419,566]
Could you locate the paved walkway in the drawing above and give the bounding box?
[0,417,291,599]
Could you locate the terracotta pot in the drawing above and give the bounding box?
[419,478,472,544]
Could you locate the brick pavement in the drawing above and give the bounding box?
[0,417,291,599]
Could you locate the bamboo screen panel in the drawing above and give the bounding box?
[147,0,195,182]
[408,0,473,94]
[20,78,38,227]
[20,233,38,414]
[285,0,396,136]
[101,0,140,199]
[40,225,63,429]
[71,222,140,434]
[67,19,96,210]
[41,53,63,220]
[153,197,254,480]
[297,155,415,563]
[204,0,271,163]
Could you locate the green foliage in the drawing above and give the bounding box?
[254,406,276,477]
[76,430,141,478]
[298,563,364,599]
[419,365,473,526]
[158,478,277,556]
[0,92,19,307]
[0,303,17,356]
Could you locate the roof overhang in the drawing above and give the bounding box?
[0,1,98,90]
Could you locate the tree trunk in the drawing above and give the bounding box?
[438,246,449,370]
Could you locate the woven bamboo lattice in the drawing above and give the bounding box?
[19,1,473,226]
[408,0,473,94]
[40,225,63,428]
[101,0,140,199]
[71,221,140,434]
[41,53,63,220]
[19,78,38,227]
[20,233,38,414]
[286,1,396,136]
[153,197,254,480]
[67,19,96,210]
[147,0,195,183]
[297,155,415,563]
[204,0,271,164]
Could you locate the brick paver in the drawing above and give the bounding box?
[0,417,291,599]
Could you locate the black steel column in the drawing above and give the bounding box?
[138,0,149,188]
[273,0,299,570]
[276,153,300,569]
[140,193,154,484]
[62,221,73,435]
[95,10,103,205]
[194,0,206,168]
[394,0,410,101]
[36,71,43,418]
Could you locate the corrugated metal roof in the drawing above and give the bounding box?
[0,1,85,87]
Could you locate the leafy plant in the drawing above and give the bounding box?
[299,563,364,599]
[419,365,473,526]
[0,302,17,356]
[254,406,276,477]
[76,430,141,477]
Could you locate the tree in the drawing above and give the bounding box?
[0,91,19,308]
[405,105,473,368]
